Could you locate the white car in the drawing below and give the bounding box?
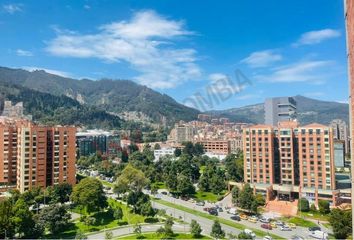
[309,230,328,239]
[244,229,256,239]
[263,236,272,240]
[281,225,292,231]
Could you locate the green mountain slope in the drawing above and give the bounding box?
[208,95,349,125]
[0,83,122,129]
[0,67,199,124]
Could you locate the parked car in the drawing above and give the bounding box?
[230,215,241,221]
[161,191,168,195]
[270,222,277,228]
[280,225,292,231]
[248,216,258,223]
[240,214,248,220]
[227,207,238,215]
[196,201,205,206]
[260,217,271,223]
[308,226,321,232]
[208,208,218,216]
[261,223,272,230]
[275,221,285,226]
[263,236,272,240]
[288,223,297,229]
[244,229,256,239]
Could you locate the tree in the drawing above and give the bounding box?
[156,217,174,237]
[231,186,240,205]
[38,204,71,234]
[105,231,113,239]
[255,194,266,206]
[49,183,72,203]
[154,143,161,150]
[12,198,36,238]
[329,209,352,239]
[190,219,202,238]
[194,143,205,156]
[114,164,149,194]
[114,206,123,222]
[133,223,142,236]
[318,200,330,214]
[210,220,225,239]
[0,199,15,239]
[177,174,195,196]
[238,184,255,212]
[140,201,156,217]
[71,177,107,213]
[75,230,87,240]
[298,198,310,212]
[174,148,182,157]
[238,232,253,239]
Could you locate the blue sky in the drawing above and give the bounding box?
[0,0,348,110]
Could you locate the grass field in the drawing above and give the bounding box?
[299,211,329,221]
[281,216,318,228]
[116,233,211,239]
[153,198,283,239]
[193,191,221,202]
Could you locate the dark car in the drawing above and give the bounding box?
[261,223,272,230]
[230,215,241,221]
[161,191,168,195]
[308,226,321,232]
[208,208,218,216]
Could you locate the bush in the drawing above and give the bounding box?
[298,198,309,212]
[318,200,330,214]
[310,203,317,212]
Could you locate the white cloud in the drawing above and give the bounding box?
[45,10,201,89]
[22,66,71,78]
[241,49,282,68]
[16,49,33,57]
[208,73,228,83]
[254,60,333,83]
[3,3,22,14]
[293,29,341,46]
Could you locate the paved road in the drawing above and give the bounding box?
[87,223,189,239]
[153,191,319,239]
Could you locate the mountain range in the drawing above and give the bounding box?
[0,66,349,128]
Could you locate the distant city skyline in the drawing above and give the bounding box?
[0,0,348,109]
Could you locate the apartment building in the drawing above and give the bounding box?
[330,119,349,155]
[198,140,230,155]
[264,97,297,126]
[229,134,243,154]
[0,118,76,193]
[243,121,338,206]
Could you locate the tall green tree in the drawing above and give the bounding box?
[114,164,149,194]
[12,198,36,238]
[298,198,310,212]
[177,174,195,196]
[210,220,225,239]
[38,204,71,234]
[71,177,107,213]
[0,199,15,239]
[329,209,352,239]
[190,219,202,238]
[318,200,330,214]
[231,186,240,205]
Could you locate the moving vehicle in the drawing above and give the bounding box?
[280,225,292,231]
[261,223,272,230]
[308,226,321,232]
[196,201,205,206]
[309,230,328,239]
[244,229,256,239]
[288,223,296,229]
[230,215,241,221]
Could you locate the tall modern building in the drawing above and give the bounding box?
[264,97,297,126]
[330,119,349,154]
[345,0,354,232]
[243,121,338,206]
[0,118,76,193]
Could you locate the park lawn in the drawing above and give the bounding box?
[299,211,329,221]
[281,217,318,228]
[194,191,221,202]
[116,233,211,239]
[153,199,284,240]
